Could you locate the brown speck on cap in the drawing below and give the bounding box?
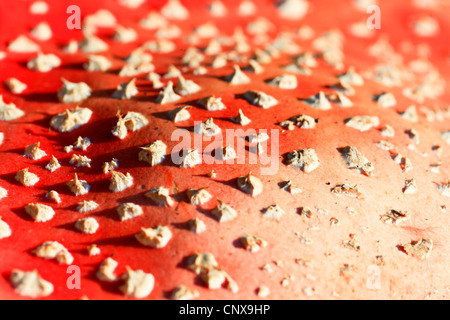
[303,286,315,297]
[69,154,92,168]
[118,60,153,78]
[15,168,39,187]
[405,129,420,144]
[76,200,99,213]
[230,109,251,125]
[256,286,270,298]
[9,269,54,298]
[155,81,180,104]
[302,91,331,110]
[87,244,100,256]
[33,241,73,265]
[168,106,191,122]
[67,173,90,196]
[5,78,27,94]
[186,188,212,205]
[0,95,24,120]
[112,78,138,100]
[217,145,237,161]
[280,276,293,287]
[338,146,374,176]
[297,233,312,245]
[211,200,238,222]
[226,65,250,85]
[109,171,133,192]
[381,209,410,224]
[175,75,201,95]
[429,163,441,173]
[112,111,149,140]
[279,180,302,194]
[187,218,206,234]
[392,153,413,173]
[298,207,313,218]
[185,252,238,292]
[373,92,396,108]
[402,238,433,260]
[211,54,227,68]
[243,90,278,109]
[171,285,200,300]
[179,149,202,168]
[327,92,353,107]
[338,66,364,86]
[45,156,61,172]
[403,179,417,194]
[65,136,91,153]
[244,59,263,74]
[27,52,60,72]
[343,234,361,251]
[261,204,284,220]
[339,264,355,278]
[329,80,355,96]
[437,181,450,197]
[84,54,111,72]
[194,118,222,136]
[45,190,61,204]
[268,74,297,89]
[0,187,7,200]
[116,203,143,221]
[375,140,397,152]
[96,257,118,282]
[197,96,226,111]
[103,158,119,174]
[50,106,92,132]
[261,264,273,273]
[282,62,312,76]
[380,124,395,137]
[344,116,380,132]
[138,140,167,166]
[247,132,269,144]
[431,145,442,158]
[237,172,263,197]
[119,267,155,299]
[186,252,219,274]
[208,170,216,178]
[24,142,46,160]
[135,225,172,248]
[330,217,339,226]
[240,235,268,252]
[163,65,181,79]
[0,216,11,239]
[440,131,450,145]
[295,258,312,267]
[201,268,239,292]
[400,105,419,122]
[346,207,359,216]
[25,203,55,222]
[331,184,361,198]
[279,114,316,130]
[286,148,320,173]
[75,217,99,234]
[145,187,174,207]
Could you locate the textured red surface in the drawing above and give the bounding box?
[0,0,449,299]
